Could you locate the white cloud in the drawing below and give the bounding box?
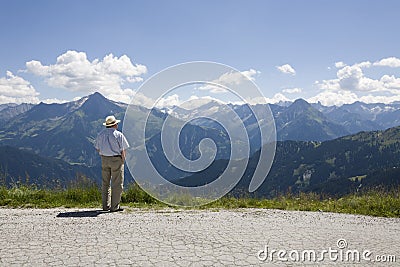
[266,93,291,103]
[155,94,181,108]
[336,65,369,91]
[373,57,400,68]
[26,50,147,103]
[129,92,155,108]
[199,84,229,94]
[41,98,68,104]
[354,61,372,69]
[246,93,291,105]
[358,94,400,103]
[381,75,400,90]
[129,92,228,109]
[106,89,136,104]
[335,61,346,68]
[282,87,302,94]
[240,69,260,81]
[307,90,359,106]
[311,58,400,105]
[317,62,400,93]
[0,71,40,104]
[335,60,370,69]
[180,96,224,110]
[276,64,296,75]
[217,69,260,84]
[308,91,400,106]
[130,91,293,108]
[199,69,260,93]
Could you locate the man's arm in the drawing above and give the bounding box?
[121,149,126,162]
[95,135,101,155]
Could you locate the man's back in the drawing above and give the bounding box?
[95,128,129,157]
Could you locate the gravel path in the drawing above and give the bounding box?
[0,208,399,266]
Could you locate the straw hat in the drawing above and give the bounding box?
[103,115,120,127]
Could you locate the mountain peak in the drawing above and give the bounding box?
[82,92,110,107]
[78,92,124,120]
[286,98,312,113]
[88,92,107,101]
[292,98,311,107]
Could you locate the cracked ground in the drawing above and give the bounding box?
[0,208,399,266]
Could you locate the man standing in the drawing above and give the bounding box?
[95,115,129,212]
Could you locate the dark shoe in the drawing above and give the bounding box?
[102,206,110,211]
[110,208,124,212]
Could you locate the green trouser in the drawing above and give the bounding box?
[101,156,124,211]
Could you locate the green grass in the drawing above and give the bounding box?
[204,189,400,217]
[0,182,399,218]
[0,184,101,208]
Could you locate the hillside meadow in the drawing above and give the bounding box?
[0,180,399,218]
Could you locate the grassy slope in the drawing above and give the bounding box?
[0,182,399,218]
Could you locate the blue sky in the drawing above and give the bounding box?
[1,0,400,106]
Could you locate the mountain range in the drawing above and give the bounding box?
[166,98,400,142]
[0,92,232,186]
[0,92,399,196]
[177,126,400,196]
[0,145,97,187]
[0,93,126,167]
[0,103,34,127]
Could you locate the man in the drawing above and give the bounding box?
[95,115,129,212]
